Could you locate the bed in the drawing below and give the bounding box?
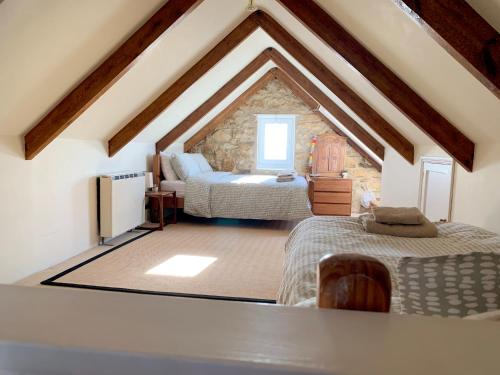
[153,152,312,221]
[278,216,500,313]
[185,171,311,220]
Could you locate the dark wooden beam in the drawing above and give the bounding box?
[112,10,411,163]
[273,67,383,171]
[273,69,319,111]
[254,11,412,164]
[176,46,386,162]
[24,0,201,160]
[184,69,277,151]
[184,64,383,172]
[274,68,383,170]
[396,0,500,98]
[155,47,389,161]
[156,51,270,152]
[278,0,475,171]
[266,48,386,161]
[109,14,259,157]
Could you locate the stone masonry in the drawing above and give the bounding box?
[191,78,381,213]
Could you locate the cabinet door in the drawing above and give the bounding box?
[312,134,346,174]
[314,137,330,173]
[327,137,345,173]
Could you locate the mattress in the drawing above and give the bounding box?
[160,180,186,197]
[278,216,500,312]
[184,171,312,221]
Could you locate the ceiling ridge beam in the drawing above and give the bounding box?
[111,10,411,164]
[271,64,382,171]
[266,48,385,160]
[278,0,475,171]
[395,0,499,98]
[158,46,386,161]
[272,69,319,111]
[183,62,385,172]
[184,68,278,151]
[108,13,260,157]
[254,11,412,164]
[23,0,202,160]
[155,50,270,152]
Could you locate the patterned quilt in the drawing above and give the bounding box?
[277,216,500,312]
[184,172,312,220]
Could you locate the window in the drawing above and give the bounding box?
[256,114,295,170]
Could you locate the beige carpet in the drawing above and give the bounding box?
[53,220,296,301]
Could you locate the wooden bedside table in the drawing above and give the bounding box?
[306,174,352,216]
[145,190,177,230]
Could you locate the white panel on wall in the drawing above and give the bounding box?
[418,158,454,222]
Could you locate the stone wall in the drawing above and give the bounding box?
[191,79,381,214]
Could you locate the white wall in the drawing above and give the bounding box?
[381,146,444,208]
[0,136,154,283]
[0,0,498,282]
[452,143,500,233]
[381,144,500,234]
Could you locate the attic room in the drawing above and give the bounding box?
[0,0,499,373]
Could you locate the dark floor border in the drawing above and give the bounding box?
[41,228,276,305]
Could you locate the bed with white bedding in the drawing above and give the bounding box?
[184,171,312,220]
[278,216,500,312]
[156,152,312,220]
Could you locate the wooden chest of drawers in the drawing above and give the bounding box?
[306,174,352,216]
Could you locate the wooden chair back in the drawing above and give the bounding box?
[317,253,391,312]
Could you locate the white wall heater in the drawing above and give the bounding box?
[99,172,145,240]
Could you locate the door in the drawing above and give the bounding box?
[419,158,454,222]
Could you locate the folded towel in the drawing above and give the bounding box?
[277,176,295,182]
[277,170,297,182]
[277,170,297,177]
[359,214,437,238]
[373,207,424,225]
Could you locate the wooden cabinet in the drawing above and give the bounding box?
[311,134,346,176]
[307,174,352,216]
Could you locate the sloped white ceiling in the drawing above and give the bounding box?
[64,0,500,147]
[62,0,434,148]
[313,0,500,144]
[466,0,500,30]
[0,0,498,156]
[61,0,250,141]
[0,0,164,136]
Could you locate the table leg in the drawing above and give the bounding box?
[159,196,164,231]
[172,191,177,224]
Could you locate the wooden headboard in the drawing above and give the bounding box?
[152,153,163,187]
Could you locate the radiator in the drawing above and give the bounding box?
[99,172,145,239]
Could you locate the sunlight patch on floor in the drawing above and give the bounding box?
[146,255,217,277]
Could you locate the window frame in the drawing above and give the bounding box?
[256,114,296,171]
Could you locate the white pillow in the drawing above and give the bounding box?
[192,153,213,173]
[159,152,179,181]
[170,153,202,181]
